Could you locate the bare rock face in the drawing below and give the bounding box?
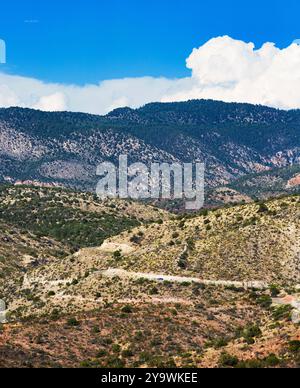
[291,309,300,324]
[287,174,300,188]
[0,124,49,160]
[0,299,7,323]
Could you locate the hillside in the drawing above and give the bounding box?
[229,165,300,200]
[2,294,299,368]
[23,194,300,296]
[0,186,299,368]
[1,187,300,316]
[1,100,300,201]
[0,185,167,300]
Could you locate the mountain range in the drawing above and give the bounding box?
[1,99,300,205]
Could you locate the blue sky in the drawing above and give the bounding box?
[0,0,299,84]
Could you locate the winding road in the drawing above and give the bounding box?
[101,268,269,290]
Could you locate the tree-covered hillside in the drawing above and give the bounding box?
[0,100,300,197]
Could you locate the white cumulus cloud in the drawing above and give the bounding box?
[1,36,300,114]
[33,92,67,111]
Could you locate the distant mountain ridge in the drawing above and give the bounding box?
[107,100,299,125]
[0,99,300,200]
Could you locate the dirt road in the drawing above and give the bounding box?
[101,268,268,290]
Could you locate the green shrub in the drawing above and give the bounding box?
[256,295,272,309]
[122,349,134,358]
[289,340,300,353]
[96,350,107,358]
[130,235,141,244]
[219,353,239,367]
[112,344,121,353]
[113,250,122,261]
[272,305,292,321]
[121,305,133,314]
[207,337,229,349]
[243,324,262,344]
[258,203,269,213]
[105,357,125,368]
[149,287,159,295]
[264,354,281,367]
[269,285,280,297]
[67,317,80,327]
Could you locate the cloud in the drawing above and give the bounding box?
[162,36,300,110]
[1,36,300,114]
[33,92,67,111]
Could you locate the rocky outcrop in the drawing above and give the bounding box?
[287,174,300,188]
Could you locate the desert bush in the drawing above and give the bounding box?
[289,340,300,353]
[67,317,80,327]
[219,352,239,367]
[121,305,133,314]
